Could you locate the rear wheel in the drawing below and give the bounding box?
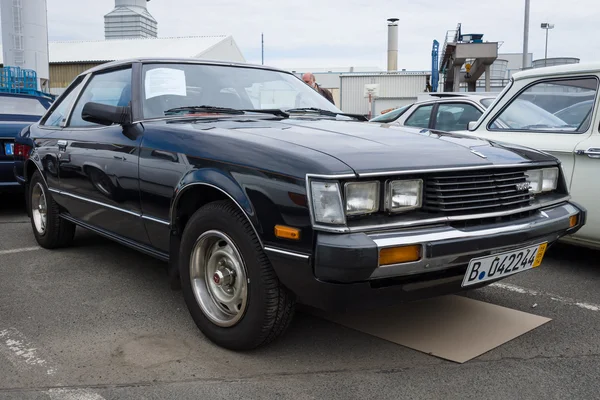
[29,171,76,249]
[179,200,295,350]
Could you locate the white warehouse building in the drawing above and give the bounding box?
[339,71,431,116]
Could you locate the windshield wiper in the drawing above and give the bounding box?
[240,109,289,118]
[285,107,368,121]
[164,106,245,116]
[164,106,289,119]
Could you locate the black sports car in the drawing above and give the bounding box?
[15,58,586,350]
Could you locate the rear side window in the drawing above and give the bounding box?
[0,97,48,116]
[404,105,433,129]
[489,77,598,133]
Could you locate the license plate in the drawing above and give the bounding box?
[4,143,13,156]
[462,243,548,287]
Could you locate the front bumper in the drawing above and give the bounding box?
[268,201,586,312]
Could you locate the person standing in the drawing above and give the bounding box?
[302,73,335,105]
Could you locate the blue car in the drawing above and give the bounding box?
[0,92,52,193]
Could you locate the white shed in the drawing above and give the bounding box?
[340,71,430,116]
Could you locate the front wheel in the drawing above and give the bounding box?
[179,200,295,350]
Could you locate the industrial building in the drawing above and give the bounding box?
[0,35,246,95]
[104,0,158,40]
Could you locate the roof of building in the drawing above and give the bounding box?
[0,35,243,64]
[512,61,600,80]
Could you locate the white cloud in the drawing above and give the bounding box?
[40,0,599,71]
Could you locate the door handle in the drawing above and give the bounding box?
[57,140,67,151]
[576,148,600,159]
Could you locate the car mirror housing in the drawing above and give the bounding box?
[82,102,131,126]
[467,121,478,131]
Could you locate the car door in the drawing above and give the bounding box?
[400,104,435,129]
[570,99,600,244]
[463,76,599,190]
[55,65,150,245]
[431,101,484,132]
[32,76,88,193]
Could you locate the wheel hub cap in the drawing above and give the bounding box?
[189,230,248,327]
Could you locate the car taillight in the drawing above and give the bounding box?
[14,143,31,160]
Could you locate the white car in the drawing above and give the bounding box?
[458,62,600,250]
[369,93,497,132]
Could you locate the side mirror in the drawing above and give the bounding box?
[467,121,478,131]
[82,102,131,126]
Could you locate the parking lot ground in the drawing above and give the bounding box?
[1,194,599,400]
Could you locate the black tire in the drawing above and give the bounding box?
[179,200,295,350]
[29,171,76,249]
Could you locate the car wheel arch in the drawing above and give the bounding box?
[170,180,264,247]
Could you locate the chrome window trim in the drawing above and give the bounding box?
[264,246,311,260]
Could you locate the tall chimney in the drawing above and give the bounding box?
[387,18,399,71]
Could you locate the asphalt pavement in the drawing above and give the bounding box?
[1,193,599,400]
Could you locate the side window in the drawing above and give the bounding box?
[41,78,86,127]
[434,103,483,132]
[489,77,598,133]
[68,68,132,127]
[404,105,433,128]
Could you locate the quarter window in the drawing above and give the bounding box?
[41,78,85,127]
[68,68,132,127]
[404,105,433,129]
[434,103,483,131]
[489,77,598,133]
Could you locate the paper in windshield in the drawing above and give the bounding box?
[145,68,187,99]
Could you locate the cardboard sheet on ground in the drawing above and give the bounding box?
[313,295,551,363]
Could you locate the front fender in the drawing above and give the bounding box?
[171,167,313,252]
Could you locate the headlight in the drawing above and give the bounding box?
[526,167,558,194]
[310,181,345,224]
[386,179,423,212]
[344,181,380,215]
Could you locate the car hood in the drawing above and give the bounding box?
[171,117,556,176]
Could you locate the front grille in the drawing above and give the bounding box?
[423,169,533,216]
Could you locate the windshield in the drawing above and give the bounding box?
[141,63,342,119]
[492,98,569,130]
[0,96,48,116]
[370,104,412,122]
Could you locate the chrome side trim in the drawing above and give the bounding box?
[141,214,170,225]
[49,188,140,217]
[264,246,311,260]
[356,162,559,178]
[170,182,264,248]
[49,188,168,225]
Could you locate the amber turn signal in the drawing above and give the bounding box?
[379,245,421,266]
[569,214,578,228]
[274,225,301,240]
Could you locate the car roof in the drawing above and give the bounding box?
[512,61,600,81]
[80,57,289,76]
[413,93,494,106]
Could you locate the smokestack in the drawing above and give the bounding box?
[387,18,399,71]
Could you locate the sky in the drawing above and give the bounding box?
[40,0,600,71]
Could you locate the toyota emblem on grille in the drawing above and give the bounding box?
[516,182,530,191]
